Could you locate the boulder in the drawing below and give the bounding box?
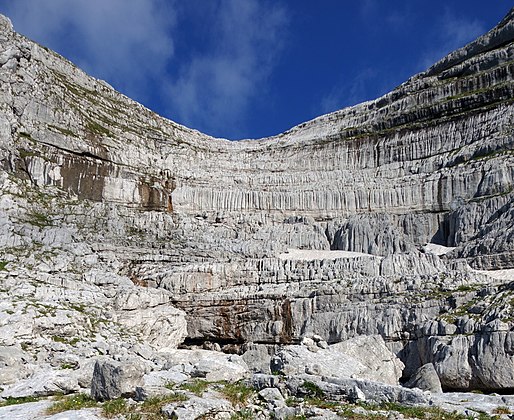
[251,374,282,391]
[1,369,80,398]
[0,345,31,385]
[258,387,285,406]
[115,304,187,352]
[271,335,404,385]
[417,329,514,390]
[316,376,428,405]
[405,363,442,393]
[90,359,146,401]
[162,392,233,420]
[162,349,249,382]
[241,343,271,374]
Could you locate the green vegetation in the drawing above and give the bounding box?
[46,394,98,415]
[493,406,512,415]
[301,381,324,399]
[48,124,78,138]
[342,401,500,420]
[219,381,254,406]
[0,261,8,271]
[177,379,210,396]
[380,402,443,418]
[51,335,80,346]
[27,212,53,228]
[86,120,112,137]
[101,398,127,418]
[337,405,385,419]
[60,363,76,370]
[18,149,38,159]
[230,408,254,420]
[69,303,87,313]
[287,395,500,420]
[136,394,188,419]
[45,393,188,419]
[18,132,34,141]
[456,284,478,292]
[286,381,340,410]
[0,396,41,407]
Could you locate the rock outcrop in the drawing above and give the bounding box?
[0,6,513,409]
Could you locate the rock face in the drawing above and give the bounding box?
[90,359,146,401]
[271,335,404,385]
[404,363,442,393]
[0,7,513,395]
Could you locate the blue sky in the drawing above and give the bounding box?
[0,1,511,140]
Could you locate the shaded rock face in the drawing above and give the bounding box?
[404,363,442,393]
[91,359,145,401]
[0,8,513,393]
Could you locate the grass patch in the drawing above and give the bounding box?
[46,394,98,415]
[456,284,477,292]
[230,408,254,420]
[337,405,386,420]
[86,120,112,137]
[373,401,478,419]
[48,124,78,138]
[138,394,188,419]
[60,363,76,370]
[19,149,38,159]
[0,261,8,271]
[178,379,210,396]
[101,398,127,418]
[27,212,53,228]
[219,381,254,406]
[335,401,486,420]
[51,335,80,346]
[47,393,187,419]
[69,303,87,313]
[380,402,436,418]
[285,397,300,407]
[305,397,339,410]
[493,406,512,415]
[0,396,41,407]
[301,381,324,399]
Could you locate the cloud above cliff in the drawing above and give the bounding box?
[1,0,287,138]
[0,1,509,139]
[1,0,176,103]
[420,11,485,70]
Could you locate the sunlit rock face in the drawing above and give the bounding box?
[0,8,513,391]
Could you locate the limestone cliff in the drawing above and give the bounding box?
[0,8,513,393]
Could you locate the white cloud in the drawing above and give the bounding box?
[1,0,288,138]
[419,10,484,70]
[2,0,176,103]
[165,0,288,138]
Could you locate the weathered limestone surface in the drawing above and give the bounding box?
[404,363,442,393]
[271,335,404,385]
[0,6,513,400]
[90,358,147,401]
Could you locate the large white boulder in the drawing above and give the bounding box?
[272,335,404,385]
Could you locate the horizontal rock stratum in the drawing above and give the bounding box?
[0,6,513,400]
